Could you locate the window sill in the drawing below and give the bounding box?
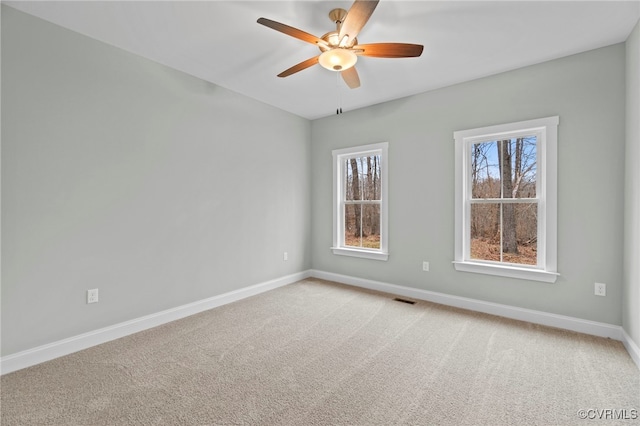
[331,247,389,261]
[452,261,559,283]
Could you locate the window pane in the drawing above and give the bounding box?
[471,141,500,198]
[502,137,538,199]
[361,204,381,249]
[470,203,500,261]
[344,204,362,247]
[345,158,359,201]
[361,155,381,201]
[345,155,381,201]
[502,203,538,265]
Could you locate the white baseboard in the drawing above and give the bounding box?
[1,271,310,375]
[310,270,624,341]
[4,269,637,375]
[621,328,640,370]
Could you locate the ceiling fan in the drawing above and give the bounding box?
[257,0,423,89]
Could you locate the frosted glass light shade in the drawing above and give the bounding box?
[319,49,357,72]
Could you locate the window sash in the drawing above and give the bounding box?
[465,198,544,270]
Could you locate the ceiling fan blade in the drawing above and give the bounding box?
[257,18,327,47]
[341,67,361,89]
[277,56,320,78]
[354,43,424,58]
[339,0,380,47]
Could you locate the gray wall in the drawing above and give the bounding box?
[624,19,640,345]
[311,44,626,326]
[1,6,311,356]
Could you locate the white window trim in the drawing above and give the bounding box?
[332,142,389,261]
[453,116,559,283]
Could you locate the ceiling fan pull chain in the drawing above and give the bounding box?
[336,72,342,114]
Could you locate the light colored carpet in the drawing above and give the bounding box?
[1,278,638,425]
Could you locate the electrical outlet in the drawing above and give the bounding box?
[595,282,606,297]
[283,252,288,261]
[87,288,99,304]
[422,261,429,272]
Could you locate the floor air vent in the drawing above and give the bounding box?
[393,297,416,305]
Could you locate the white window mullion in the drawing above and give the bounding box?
[358,203,363,247]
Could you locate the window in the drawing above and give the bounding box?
[332,142,388,261]
[453,117,559,283]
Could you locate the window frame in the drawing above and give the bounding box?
[332,142,389,261]
[453,116,559,283]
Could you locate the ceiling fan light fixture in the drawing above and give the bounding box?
[319,49,357,72]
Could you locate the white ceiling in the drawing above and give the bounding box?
[5,1,640,120]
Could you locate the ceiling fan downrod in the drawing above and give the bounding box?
[328,8,348,30]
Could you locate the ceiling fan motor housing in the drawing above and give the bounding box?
[319,32,357,52]
[319,8,357,53]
